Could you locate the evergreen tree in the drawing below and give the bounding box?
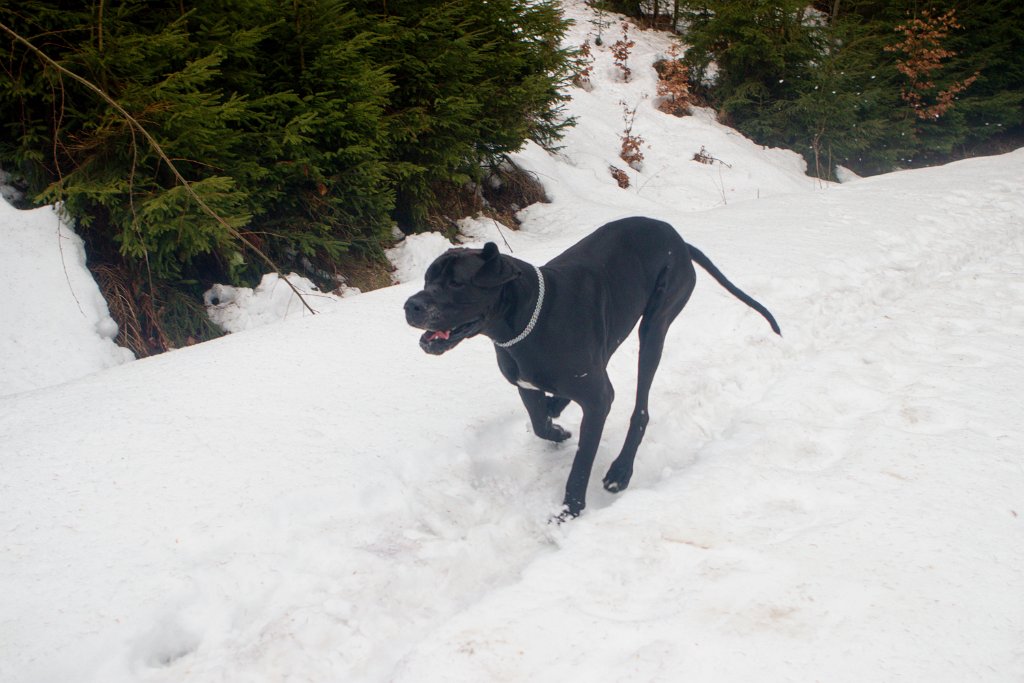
[678,0,1023,177]
[349,0,573,228]
[767,13,914,176]
[0,0,574,350]
[684,0,822,105]
[1,0,394,285]
[924,0,1024,158]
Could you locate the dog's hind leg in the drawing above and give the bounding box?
[602,319,664,492]
[519,388,572,443]
[603,272,694,494]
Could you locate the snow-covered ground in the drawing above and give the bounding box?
[0,200,133,397]
[2,2,1023,681]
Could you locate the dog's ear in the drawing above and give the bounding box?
[472,242,519,287]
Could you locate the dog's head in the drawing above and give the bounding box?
[404,242,519,355]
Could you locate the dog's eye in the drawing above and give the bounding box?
[449,280,465,289]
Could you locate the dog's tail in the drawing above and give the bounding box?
[688,245,782,336]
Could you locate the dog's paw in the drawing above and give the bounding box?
[543,423,572,443]
[602,460,633,493]
[603,479,623,493]
[548,505,580,525]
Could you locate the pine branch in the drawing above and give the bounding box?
[0,20,317,316]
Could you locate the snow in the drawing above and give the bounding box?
[204,272,357,334]
[385,231,458,284]
[0,200,133,397]
[2,2,1023,681]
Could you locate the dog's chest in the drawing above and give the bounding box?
[496,350,558,394]
[509,366,555,394]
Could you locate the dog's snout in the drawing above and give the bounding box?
[404,293,428,324]
[404,296,423,314]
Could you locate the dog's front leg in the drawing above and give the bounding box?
[518,388,572,443]
[559,377,614,519]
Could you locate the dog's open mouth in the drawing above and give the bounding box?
[418,318,483,355]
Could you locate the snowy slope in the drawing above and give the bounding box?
[0,201,133,396]
[2,2,1024,681]
[393,155,1024,681]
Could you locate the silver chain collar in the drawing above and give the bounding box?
[494,264,544,348]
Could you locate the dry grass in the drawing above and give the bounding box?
[91,263,150,356]
[423,160,549,234]
[333,251,394,293]
[92,262,226,356]
[609,165,630,188]
[481,161,548,226]
[654,44,691,117]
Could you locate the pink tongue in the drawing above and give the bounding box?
[430,330,451,341]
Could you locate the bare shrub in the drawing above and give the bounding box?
[611,22,635,82]
[619,101,645,170]
[573,39,595,90]
[655,43,691,116]
[609,165,630,189]
[885,9,978,120]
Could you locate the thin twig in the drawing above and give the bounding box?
[0,20,317,315]
[491,218,514,254]
[54,208,86,316]
[46,68,86,316]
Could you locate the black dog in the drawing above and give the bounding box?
[404,216,780,519]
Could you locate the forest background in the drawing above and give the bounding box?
[1,0,1021,352]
